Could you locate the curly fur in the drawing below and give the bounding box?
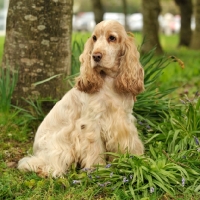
[18,20,145,177]
[114,34,144,97]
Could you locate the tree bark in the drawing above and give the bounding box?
[2,0,73,106]
[175,0,192,47]
[190,0,200,49]
[122,0,128,30]
[141,0,163,54]
[91,0,104,24]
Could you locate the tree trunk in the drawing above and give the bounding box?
[1,0,73,107]
[175,0,192,47]
[141,0,163,54]
[190,0,200,49]
[91,0,104,24]
[122,0,128,30]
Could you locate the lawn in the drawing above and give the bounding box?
[0,33,200,199]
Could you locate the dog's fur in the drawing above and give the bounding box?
[18,20,144,177]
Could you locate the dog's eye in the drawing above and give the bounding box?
[108,35,116,42]
[93,35,97,42]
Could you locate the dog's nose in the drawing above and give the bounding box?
[92,53,102,62]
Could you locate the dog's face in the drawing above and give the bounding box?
[76,20,144,97]
[90,20,126,76]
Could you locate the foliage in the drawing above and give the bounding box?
[13,98,46,129]
[71,32,89,75]
[155,95,200,153]
[74,0,141,14]
[0,65,18,113]
[70,151,198,200]
[134,48,177,126]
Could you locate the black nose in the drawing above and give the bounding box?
[92,53,102,62]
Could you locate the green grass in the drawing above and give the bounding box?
[71,32,90,74]
[1,33,200,199]
[0,65,18,113]
[0,36,4,62]
[134,34,200,100]
[159,35,200,98]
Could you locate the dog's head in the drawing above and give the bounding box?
[75,20,144,97]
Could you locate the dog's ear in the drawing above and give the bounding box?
[75,37,104,93]
[114,34,144,99]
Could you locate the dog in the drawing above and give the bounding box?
[18,20,144,177]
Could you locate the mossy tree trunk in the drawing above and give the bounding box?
[1,0,73,106]
[175,0,193,47]
[141,0,163,54]
[190,0,200,49]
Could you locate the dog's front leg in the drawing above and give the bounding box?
[75,121,106,168]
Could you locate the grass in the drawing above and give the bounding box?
[130,33,200,100]
[0,65,18,113]
[1,33,200,199]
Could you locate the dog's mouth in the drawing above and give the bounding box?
[95,66,119,78]
[94,65,107,78]
[100,70,106,78]
[94,64,119,78]
[97,67,109,78]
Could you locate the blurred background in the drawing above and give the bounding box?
[0,0,194,35]
[0,0,8,33]
[72,0,182,34]
[0,0,199,99]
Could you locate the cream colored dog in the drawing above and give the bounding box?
[18,20,144,177]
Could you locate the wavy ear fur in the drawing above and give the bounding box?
[75,38,104,93]
[114,35,144,98]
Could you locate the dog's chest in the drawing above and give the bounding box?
[80,86,134,121]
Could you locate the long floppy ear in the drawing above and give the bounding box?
[75,37,104,93]
[114,34,144,98]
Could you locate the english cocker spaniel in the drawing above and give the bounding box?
[18,20,145,177]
